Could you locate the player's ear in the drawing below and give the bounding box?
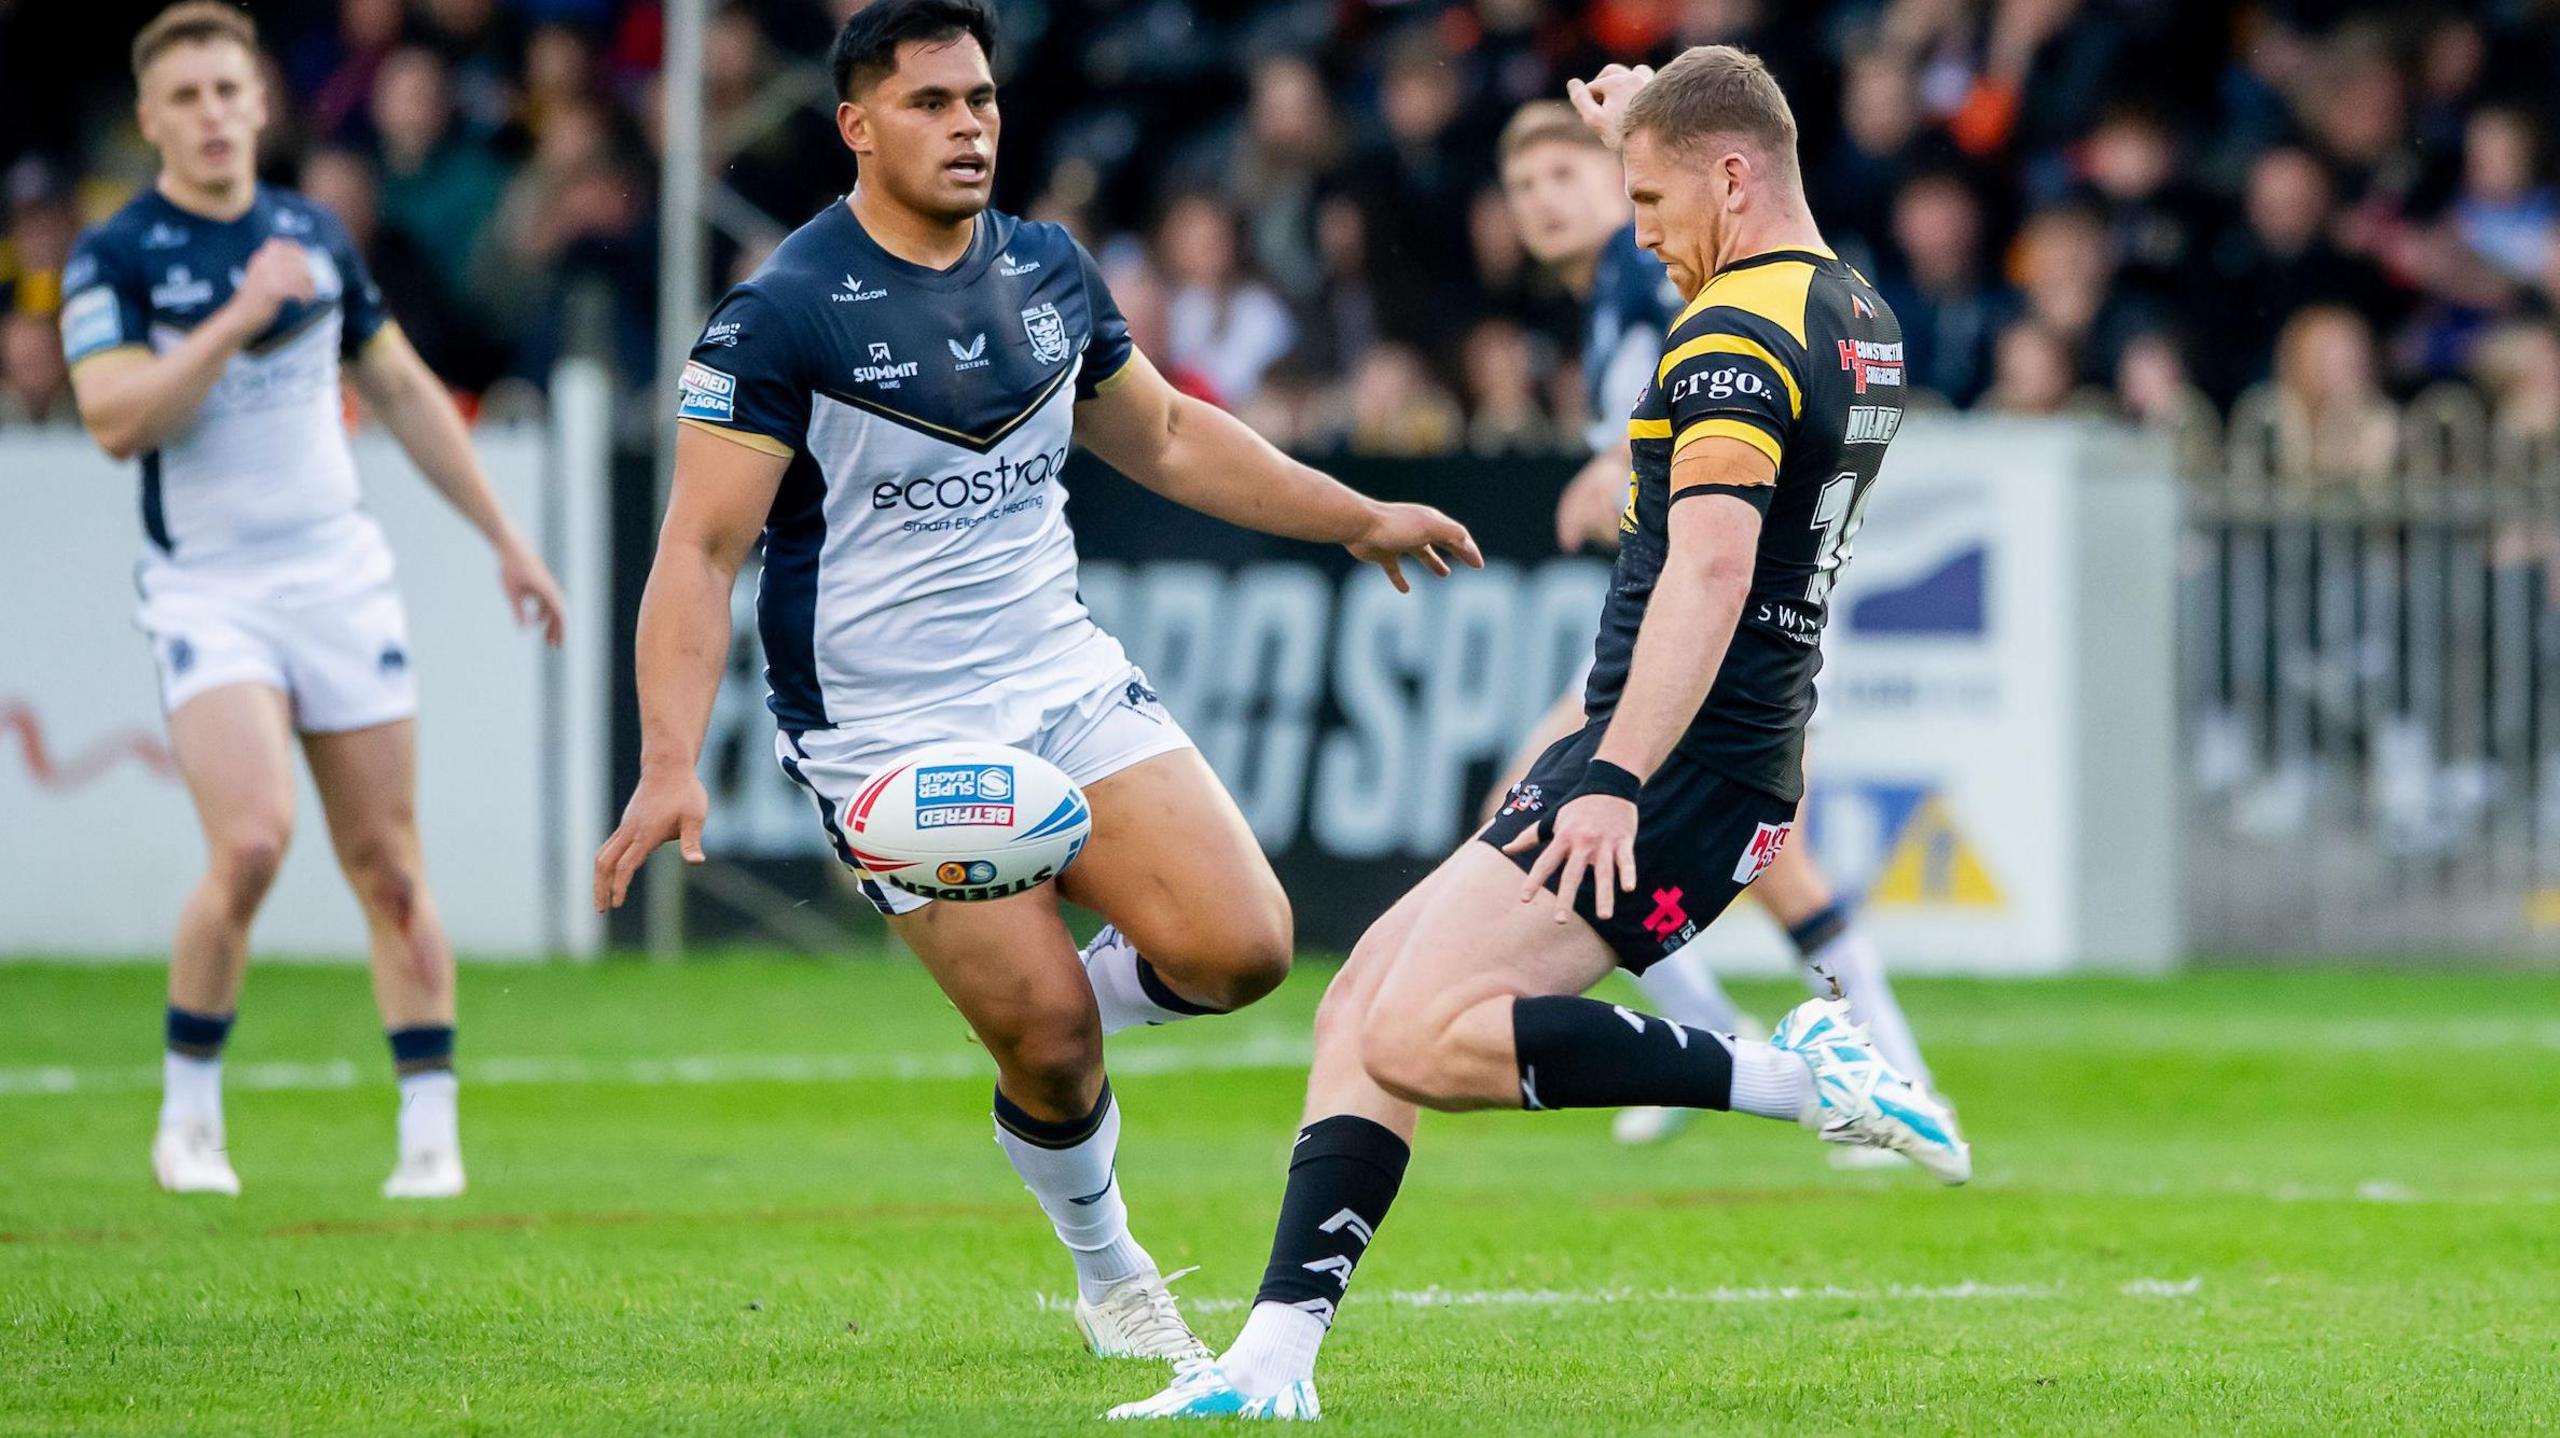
[837,99,870,158]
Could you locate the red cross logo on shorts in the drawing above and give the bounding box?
[1642,887,1689,942]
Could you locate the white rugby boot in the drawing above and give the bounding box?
[1076,1270,1213,1361]
[152,1117,241,1196]
[1108,1359,1321,1421]
[1772,996,1970,1184]
[382,1144,467,1200]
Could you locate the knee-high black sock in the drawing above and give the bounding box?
[1250,1115,1411,1325]
[1511,994,1736,1111]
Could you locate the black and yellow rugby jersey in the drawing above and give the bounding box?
[1583,245,1906,802]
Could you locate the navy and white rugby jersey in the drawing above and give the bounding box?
[63,186,391,579]
[1580,222,1684,455]
[678,200,1139,734]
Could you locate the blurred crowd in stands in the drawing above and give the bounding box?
[5,0,2560,471]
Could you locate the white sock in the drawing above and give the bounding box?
[1222,1300,1328,1397]
[1806,925,1934,1092]
[1632,950,1749,1035]
[1727,1040,1817,1123]
[1081,927,1216,1036]
[160,1053,223,1132]
[396,1070,460,1156]
[992,1085,1158,1303]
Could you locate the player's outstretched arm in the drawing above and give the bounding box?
[1507,438,1765,919]
[68,237,310,461]
[350,326,566,646]
[593,423,788,911]
[1073,350,1483,592]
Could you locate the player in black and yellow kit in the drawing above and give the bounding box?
[1113,47,1967,1422]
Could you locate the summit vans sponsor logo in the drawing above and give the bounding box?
[1844,406,1901,445]
[852,341,920,387]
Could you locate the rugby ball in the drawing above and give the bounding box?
[841,741,1093,902]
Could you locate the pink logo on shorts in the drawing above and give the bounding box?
[1733,821,1792,885]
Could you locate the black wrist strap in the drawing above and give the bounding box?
[1540,759,1645,837]
[1575,759,1645,803]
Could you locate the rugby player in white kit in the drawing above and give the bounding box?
[592,0,1478,1362]
[63,3,566,1199]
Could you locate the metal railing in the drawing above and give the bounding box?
[2177,383,2560,959]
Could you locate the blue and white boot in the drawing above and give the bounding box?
[1106,1359,1321,1421]
[1772,997,1970,1184]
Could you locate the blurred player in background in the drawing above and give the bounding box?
[593,0,1475,1365]
[1492,92,1940,1152]
[1116,49,1964,1420]
[62,3,566,1200]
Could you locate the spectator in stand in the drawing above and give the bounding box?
[2199,145,2399,402]
[1217,55,1341,304]
[468,99,641,367]
[1984,318,2080,415]
[2473,321,2560,448]
[1110,260,1224,406]
[1335,34,1487,355]
[0,166,77,320]
[518,22,602,136]
[1458,318,1557,456]
[2453,107,2557,286]
[299,0,407,140]
[418,0,525,137]
[2080,109,2211,308]
[1880,171,2012,405]
[369,47,509,323]
[1815,55,1928,266]
[2116,330,2217,470]
[2273,304,2397,483]
[1157,192,1295,409]
[0,309,72,425]
[2013,201,2155,388]
[301,146,491,385]
[1345,343,1463,457]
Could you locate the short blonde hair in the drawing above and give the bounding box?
[133,2,258,84]
[1497,101,1607,168]
[1620,45,1800,186]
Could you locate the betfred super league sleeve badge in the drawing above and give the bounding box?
[1021,303,1069,365]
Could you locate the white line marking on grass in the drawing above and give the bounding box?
[0,1031,1318,1099]
[1037,1277,2199,1316]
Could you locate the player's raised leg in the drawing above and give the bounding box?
[303,717,464,1199]
[886,893,1208,1361]
[1059,746,1292,1035]
[155,681,298,1196]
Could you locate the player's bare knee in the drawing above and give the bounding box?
[986,1020,1104,1115]
[1358,1009,1461,1110]
[342,839,422,928]
[210,823,290,913]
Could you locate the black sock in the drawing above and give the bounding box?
[1251,1115,1410,1327]
[1511,995,1734,1111]
[387,1025,455,1077]
[165,1006,233,1059]
[1785,900,1851,957]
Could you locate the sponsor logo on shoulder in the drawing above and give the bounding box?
[1837,338,1904,393]
[998,252,1042,276]
[151,266,216,312]
[676,360,737,421]
[271,209,313,236]
[833,274,886,303]
[1021,302,1069,364]
[1844,405,1901,445]
[61,287,123,357]
[702,321,743,348]
[853,340,920,387]
[912,763,1016,829]
[142,223,189,250]
[948,333,990,371]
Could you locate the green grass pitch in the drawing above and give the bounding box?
[4,956,2556,1435]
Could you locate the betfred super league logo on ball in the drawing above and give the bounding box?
[913,764,1017,828]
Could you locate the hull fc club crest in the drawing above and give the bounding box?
[1021,302,1069,364]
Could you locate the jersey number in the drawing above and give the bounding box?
[1807,470,1876,606]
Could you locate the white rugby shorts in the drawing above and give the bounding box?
[777,663,1193,915]
[136,572,417,734]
